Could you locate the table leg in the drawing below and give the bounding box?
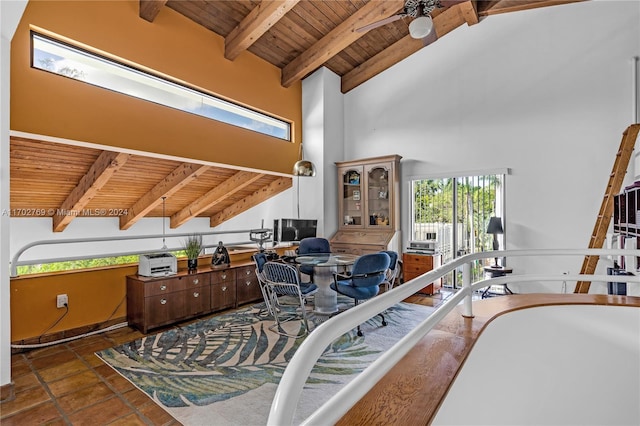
[312,266,338,314]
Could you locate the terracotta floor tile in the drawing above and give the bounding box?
[38,359,89,383]
[0,386,51,418]
[67,396,132,426]
[0,401,62,425]
[138,401,175,426]
[83,352,107,367]
[9,355,31,378]
[56,382,115,415]
[94,363,119,379]
[24,344,68,360]
[104,372,136,393]
[12,372,40,393]
[72,338,114,357]
[29,348,77,370]
[121,388,154,409]
[47,369,102,398]
[107,412,149,426]
[66,334,110,349]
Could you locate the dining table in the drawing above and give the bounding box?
[294,253,359,314]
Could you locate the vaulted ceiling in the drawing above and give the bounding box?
[11,0,583,232]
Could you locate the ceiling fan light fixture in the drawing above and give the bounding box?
[409,15,433,39]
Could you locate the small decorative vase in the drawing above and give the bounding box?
[187,258,198,271]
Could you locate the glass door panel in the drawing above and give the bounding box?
[366,165,391,227]
[342,167,363,227]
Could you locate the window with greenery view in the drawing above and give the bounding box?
[411,173,506,286]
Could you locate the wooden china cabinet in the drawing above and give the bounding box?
[330,155,401,255]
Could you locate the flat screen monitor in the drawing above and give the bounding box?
[273,218,318,244]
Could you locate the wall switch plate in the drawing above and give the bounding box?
[56,294,68,308]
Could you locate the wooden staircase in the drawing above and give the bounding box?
[574,124,640,293]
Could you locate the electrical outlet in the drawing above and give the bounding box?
[56,294,68,308]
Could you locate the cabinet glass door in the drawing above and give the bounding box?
[342,167,363,227]
[367,165,391,228]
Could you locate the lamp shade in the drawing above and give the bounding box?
[408,15,433,39]
[486,217,504,234]
[293,160,316,177]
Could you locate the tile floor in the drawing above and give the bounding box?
[1,289,457,425]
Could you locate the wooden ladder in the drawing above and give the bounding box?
[574,124,640,293]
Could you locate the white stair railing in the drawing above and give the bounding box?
[267,248,640,425]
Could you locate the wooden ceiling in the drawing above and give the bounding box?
[10,0,583,232]
[148,0,583,92]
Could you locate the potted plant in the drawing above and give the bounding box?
[183,233,203,271]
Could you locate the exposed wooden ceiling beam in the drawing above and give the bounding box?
[53,151,130,232]
[225,0,301,61]
[139,0,168,22]
[210,176,291,228]
[172,171,265,228]
[477,0,583,16]
[281,0,404,87]
[119,163,210,230]
[341,2,477,93]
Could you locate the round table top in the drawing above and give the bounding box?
[295,253,359,267]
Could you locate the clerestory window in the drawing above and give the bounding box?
[31,32,291,141]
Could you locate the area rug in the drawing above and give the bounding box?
[96,298,435,425]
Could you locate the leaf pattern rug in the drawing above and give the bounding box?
[96,298,435,425]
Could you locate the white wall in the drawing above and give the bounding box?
[341,0,640,292]
[432,305,640,425]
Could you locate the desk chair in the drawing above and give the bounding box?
[262,261,318,338]
[297,237,331,282]
[330,252,391,336]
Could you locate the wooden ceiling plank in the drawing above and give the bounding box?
[52,151,130,232]
[139,0,168,22]
[341,3,469,93]
[225,0,301,60]
[281,0,404,87]
[477,0,583,16]
[210,176,291,227]
[459,1,480,26]
[172,171,265,228]
[119,163,211,230]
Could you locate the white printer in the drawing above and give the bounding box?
[138,253,178,277]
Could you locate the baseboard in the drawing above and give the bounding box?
[10,316,127,354]
[0,382,15,403]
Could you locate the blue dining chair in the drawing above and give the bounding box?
[297,237,331,281]
[330,252,391,336]
[380,250,399,292]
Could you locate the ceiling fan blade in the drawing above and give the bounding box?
[355,14,405,33]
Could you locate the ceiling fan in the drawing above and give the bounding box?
[356,0,456,41]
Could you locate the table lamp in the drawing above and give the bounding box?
[486,216,504,267]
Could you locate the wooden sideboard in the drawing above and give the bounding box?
[402,252,442,295]
[127,261,261,333]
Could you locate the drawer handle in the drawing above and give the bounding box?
[160,285,167,291]
[246,281,251,286]
[160,298,167,305]
[222,273,227,279]
[193,292,199,298]
[222,286,227,291]
[193,278,199,285]
[245,270,251,275]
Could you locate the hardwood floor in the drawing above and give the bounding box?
[0,288,454,425]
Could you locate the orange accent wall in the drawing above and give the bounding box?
[10,251,262,342]
[10,0,302,174]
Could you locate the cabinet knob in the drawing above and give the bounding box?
[245,270,251,276]
[160,285,167,291]
[222,286,227,291]
[222,273,227,279]
[193,292,199,298]
[245,281,251,286]
[160,298,167,305]
[193,278,199,285]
